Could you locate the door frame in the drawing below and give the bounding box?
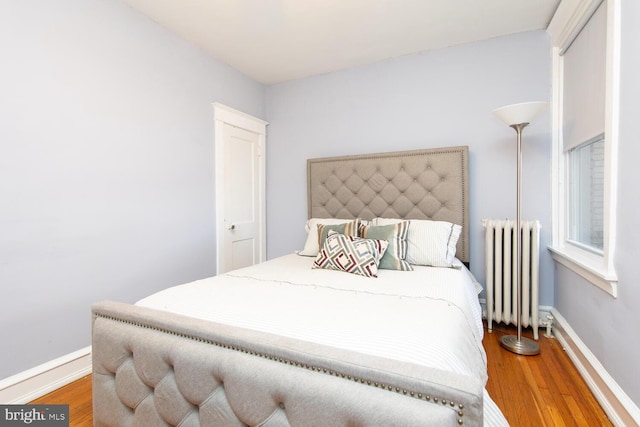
[213,102,268,274]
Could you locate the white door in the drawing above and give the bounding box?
[214,103,267,274]
[223,124,260,272]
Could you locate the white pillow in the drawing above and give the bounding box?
[299,218,355,256]
[373,218,462,267]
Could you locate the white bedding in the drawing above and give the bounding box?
[137,254,508,426]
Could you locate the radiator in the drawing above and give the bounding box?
[483,219,540,340]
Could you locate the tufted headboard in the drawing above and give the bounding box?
[307,146,470,265]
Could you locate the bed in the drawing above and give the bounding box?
[91,146,509,426]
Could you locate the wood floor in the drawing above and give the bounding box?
[29,374,93,426]
[30,322,612,426]
[483,323,612,426]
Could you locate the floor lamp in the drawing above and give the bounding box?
[492,101,547,356]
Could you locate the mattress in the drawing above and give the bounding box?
[136,254,508,426]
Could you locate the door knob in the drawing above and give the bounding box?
[227,224,236,230]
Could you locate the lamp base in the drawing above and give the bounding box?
[500,334,540,356]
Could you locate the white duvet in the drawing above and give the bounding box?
[137,254,508,426]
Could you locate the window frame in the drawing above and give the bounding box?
[548,0,619,297]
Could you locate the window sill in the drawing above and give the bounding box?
[548,246,618,297]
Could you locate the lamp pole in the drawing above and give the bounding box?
[499,122,540,356]
[492,101,547,356]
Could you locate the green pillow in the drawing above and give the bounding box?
[361,221,413,271]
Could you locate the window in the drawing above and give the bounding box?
[568,135,605,252]
[548,0,619,296]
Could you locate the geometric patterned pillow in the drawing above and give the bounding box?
[313,230,389,278]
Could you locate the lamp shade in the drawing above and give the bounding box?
[492,101,548,126]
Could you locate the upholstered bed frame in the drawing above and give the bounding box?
[307,146,469,265]
[91,146,478,426]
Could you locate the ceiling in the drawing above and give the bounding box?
[118,0,560,85]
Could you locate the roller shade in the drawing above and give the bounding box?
[562,1,607,151]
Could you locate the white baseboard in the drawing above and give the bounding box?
[550,309,640,427]
[0,346,92,404]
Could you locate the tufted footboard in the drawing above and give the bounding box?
[92,301,483,426]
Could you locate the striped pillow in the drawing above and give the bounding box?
[298,218,354,256]
[313,230,388,278]
[298,219,363,257]
[316,219,361,251]
[373,218,461,267]
[360,221,413,271]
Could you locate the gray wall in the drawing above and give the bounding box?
[0,0,264,379]
[555,0,640,406]
[265,30,554,306]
